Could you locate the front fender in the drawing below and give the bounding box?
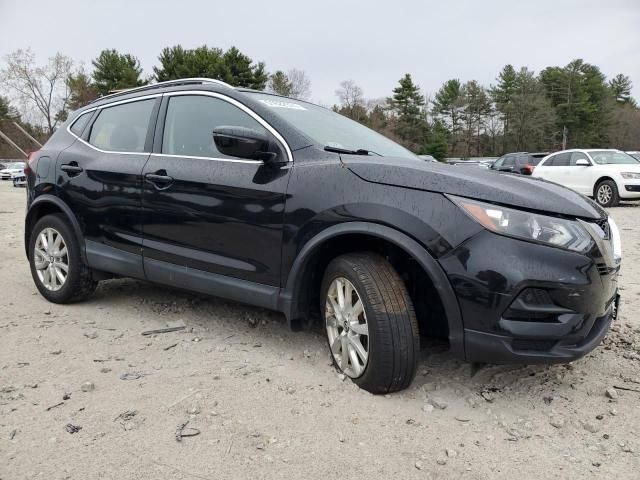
[279,222,465,359]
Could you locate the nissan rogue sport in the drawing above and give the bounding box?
[24,78,621,393]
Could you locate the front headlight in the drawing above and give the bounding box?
[620,172,640,180]
[450,195,593,253]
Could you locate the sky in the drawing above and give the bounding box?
[1,0,639,105]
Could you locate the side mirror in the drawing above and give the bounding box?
[575,159,590,166]
[212,126,282,163]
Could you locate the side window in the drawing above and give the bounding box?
[503,156,516,167]
[88,99,155,153]
[70,112,93,136]
[553,153,571,166]
[162,95,269,158]
[570,152,590,166]
[492,157,504,168]
[546,153,569,167]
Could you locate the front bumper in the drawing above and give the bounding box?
[439,228,619,364]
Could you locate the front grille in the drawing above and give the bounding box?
[596,263,609,276]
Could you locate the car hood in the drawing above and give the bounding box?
[344,156,605,220]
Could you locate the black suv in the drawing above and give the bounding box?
[24,78,620,393]
[491,152,549,175]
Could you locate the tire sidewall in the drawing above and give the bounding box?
[320,260,381,389]
[29,214,82,303]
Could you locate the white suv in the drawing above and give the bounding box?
[532,149,640,207]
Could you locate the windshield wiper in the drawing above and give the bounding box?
[324,146,381,156]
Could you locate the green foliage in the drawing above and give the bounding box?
[154,45,267,90]
[269,71,294,96]
[387,74,428,149]
[609,74,635,106]
[539,59,610,147]
[92,49,147,96]
[420,120,449,160]
[67,69,98,110]
[0,95,10,119]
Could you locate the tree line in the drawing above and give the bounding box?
[1,46,638,159]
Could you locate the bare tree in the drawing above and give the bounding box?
[286,69,312,100]
[1,49,73,134]
[336,80,364,110]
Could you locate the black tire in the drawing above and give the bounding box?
[28,214,97,303]
[594,180,619,207]
[320,252,419,394]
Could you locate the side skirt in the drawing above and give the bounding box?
[144,257,280,311]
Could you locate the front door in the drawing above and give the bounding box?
[141,92,291,288]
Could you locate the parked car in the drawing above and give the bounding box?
[533,149,640,207]
[490,152,548,175]
[0,162,26,180]
[23,78,621,393]
[12,169,26,187]
[627,151,640,161]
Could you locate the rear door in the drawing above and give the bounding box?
[534,152,570,184]
[57,96,160,278]
[141,92,292,289]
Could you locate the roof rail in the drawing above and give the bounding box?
[92,78,234,104]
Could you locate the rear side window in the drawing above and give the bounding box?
[546,153,570,166]
[162,95,268,158]
[88,99,155,153]
[70,112,92,136]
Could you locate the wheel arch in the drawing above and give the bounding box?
[279,222,465,359]
[593,176,616,197]
[25,195,86,262]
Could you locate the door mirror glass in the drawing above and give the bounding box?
[575,159,590,166]
[213,126,280,162]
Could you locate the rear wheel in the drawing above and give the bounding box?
[321,252,419,394]
[29,214,97,303]
[595,180,619,207]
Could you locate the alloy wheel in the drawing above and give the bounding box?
[597,184,612,205]
[33,227,69,291]
[325,277,369,378]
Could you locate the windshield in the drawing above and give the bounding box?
[3,162,24,169]
[630,153,640,161]
[247,93,418,159]
[588,151,639,165]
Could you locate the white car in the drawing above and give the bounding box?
[532,149,640,207]
[12,169,26,187]
[628,151,640,162]
[0,162,26,181]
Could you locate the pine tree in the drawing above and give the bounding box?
[387,74,427,150]
[609,74,635,106]
[92,49,146,96]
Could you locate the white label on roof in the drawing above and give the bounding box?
[259,99,307,110]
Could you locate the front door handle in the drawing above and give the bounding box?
[145,172,174,189]
[61,163,83,175]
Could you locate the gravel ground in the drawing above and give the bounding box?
[1,180,639,480]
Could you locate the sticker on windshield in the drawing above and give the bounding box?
[259,99,307,110]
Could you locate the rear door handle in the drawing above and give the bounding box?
[145,172,174,189]
[61,164,83,175]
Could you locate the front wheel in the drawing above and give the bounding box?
[29,214,97,303]
[321,253,419,394]
[595,180,619,207]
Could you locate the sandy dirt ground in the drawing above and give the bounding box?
[1,180,639,480]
